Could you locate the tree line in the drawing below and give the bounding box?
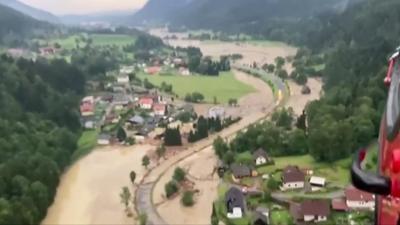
[0,55,84,224]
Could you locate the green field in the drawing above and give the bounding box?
[51,34,136,49]
[71,130,98,161]
[257,154,351,187]
[270,210,293,225]
[138,72,255,103]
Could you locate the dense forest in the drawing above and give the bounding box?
[0,56,84,224]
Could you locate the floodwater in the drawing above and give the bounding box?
[42,145,153,225]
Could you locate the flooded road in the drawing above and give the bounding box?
[42,145,153,225]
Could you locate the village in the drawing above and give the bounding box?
[35,28,374,225]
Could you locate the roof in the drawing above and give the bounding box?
[128,115,145,125]
[309,176,326,186]
[153,103,166,111]
[255,207,269,214]
[332,199,348,211]
[282,166,305,183]
[225,187,245,213]
[231,164,251,177]
[345,186,375,202]
[253,148,269,160]
[300,200,330,217]
[139,97,154,105]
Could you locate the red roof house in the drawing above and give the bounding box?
[139,97,154,109]
[153,103,167,116]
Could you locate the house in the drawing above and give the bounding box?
[179,67,190,76]
[7,48,31,58]
[120,66,135,74]
[301,200,330,222]
[80,96,95,116]
[144,66,161,75]
[139,96,154,109]
[39,47,57,56]
[281,166,305,190]
[153,103,167,116]
[208,106,225,119]
[253,148,271,166]
[117,74,130,84]
[113,94,130,109]
[225,187,245,219]
[97,133,111,145]
[231,164,252,179]
[345,186,375,210]
[290,200,330,223]
[309,176,326,191]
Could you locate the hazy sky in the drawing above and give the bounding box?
[20,0,148,15]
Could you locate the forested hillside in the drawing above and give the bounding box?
[0,56,85,224]
[0,0,59,23]
[303,0,399,161]
[0,4,52,46]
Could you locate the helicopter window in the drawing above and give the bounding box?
[386,58,400,139]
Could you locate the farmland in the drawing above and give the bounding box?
[50,34,136,49]
[138,71,255,103]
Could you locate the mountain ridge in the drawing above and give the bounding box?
[0,0,59,23]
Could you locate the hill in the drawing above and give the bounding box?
[132,0,360,30]
[0,4,52,46]
[0,0,59,23]
[132,0,194,25]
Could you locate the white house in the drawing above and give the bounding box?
[208,106,225,119]
[253,148,271,166]
[225,187,245,219]
[120,66,135,74]
[117,74,130,84]
[179,67,190,76]
[281,166,305,190]
[345,186,375,210]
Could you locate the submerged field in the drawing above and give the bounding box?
[138,72,255,103]
[51,34,136,49]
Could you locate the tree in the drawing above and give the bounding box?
[228,98,238,106]
[272,107,294,129]
[213,96,218,104]
[275,56,285,69]
[267,64,275,73]
[181,191,195,206]
[165,181,179,198]
[142,155,150,168]
[192,92,204,103]
[223,151,235,165]
[296,110,307,131]
[188,130,197,143]
[213,136,229,159]
[129,171,136,184]
[119,187,132,212]
[267,177,279,191]
[276,69,289,79]
[117,127,127,142]
[196,116,209,139]
[164,127,182,146]
[173,167,186,182]
[139,213,147,225]
[156,144,166,159]
[126,137,135,145]
[211,203,219,225]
